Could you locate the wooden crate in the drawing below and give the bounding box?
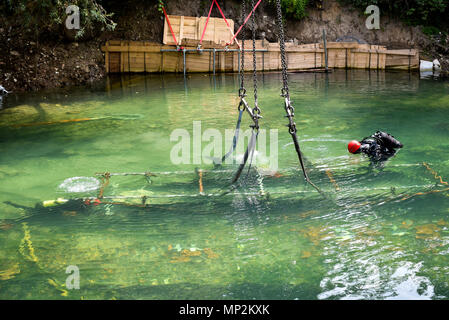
[163,15,235,46]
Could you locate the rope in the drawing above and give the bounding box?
[162,5,181,49]
[19,222,39,264]
[213,0,241,48]
[245,130,259,176]
[221,109,244,163]
[198,0,241,49]
[197,169,205,195]
[423,162,448,185]
[399,187,449,201]
[98,172,111,199]
[232,128,257,183]
[199,1,215,45]
[325,169,340,191]
[229,0,262,45]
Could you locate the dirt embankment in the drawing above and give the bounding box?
[0,0,447,94]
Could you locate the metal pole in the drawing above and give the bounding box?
[322,29,328,73]
[213,48,216,75]
[183,48,186,76]
[238,50,241,74]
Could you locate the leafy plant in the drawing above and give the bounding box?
[0,0,116,40]
[337,0,448,32]
[158,0,164,13]
[268,0,310,20]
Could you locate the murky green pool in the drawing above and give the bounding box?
[0,70,448,299]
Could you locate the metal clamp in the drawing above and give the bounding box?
[281,87,289,98]
[238,87,247,98]
[238,96,249,112]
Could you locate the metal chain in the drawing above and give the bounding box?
[275,0,289,98]
[251,0,258,105]
[251,0,261,129]
[239,0,246,98]
[273,0,325,198]
[275,0,295,133]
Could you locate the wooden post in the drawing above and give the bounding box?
[368,45,371,70]
[179,16,184,44]
[105,41,109,74]
[408,48,411,71]
[120,41,124,73]
[322,29,328,72]
[345,48,348,69]
[161,52,164,73]
[127,41,131,73]
[376,49,379,70]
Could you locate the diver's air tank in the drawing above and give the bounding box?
[375,131,403,149]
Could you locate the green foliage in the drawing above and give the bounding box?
[338,0,448,32]
[158,0,164,13]
[0,0,116,39]
[268,0,310,20]
[422,25,441,36]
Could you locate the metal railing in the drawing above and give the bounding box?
[160,48,268,76]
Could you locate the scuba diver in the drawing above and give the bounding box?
[348,131,403,163]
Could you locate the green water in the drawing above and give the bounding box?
[0,70,448,300]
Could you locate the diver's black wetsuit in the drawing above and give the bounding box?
[358,131,403,162]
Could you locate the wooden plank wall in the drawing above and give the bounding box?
[101,40,419,73]
[385,49,419,70]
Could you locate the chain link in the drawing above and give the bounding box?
[251,0,261,129]
[251,0,258,106]
[275,0,295,135]
[239,0,246,95]
[275,0,289,98]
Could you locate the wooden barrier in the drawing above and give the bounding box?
[101,40,419,74]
